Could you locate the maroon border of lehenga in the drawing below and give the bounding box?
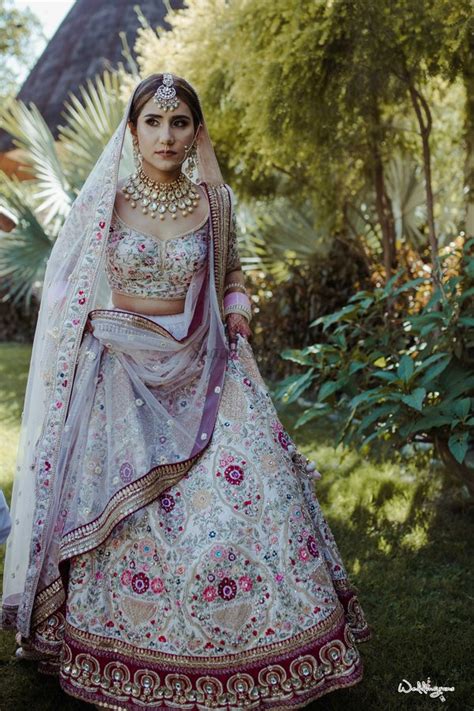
[57,596,370,710]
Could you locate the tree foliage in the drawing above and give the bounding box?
[0,0,44,100]
[137,0,472,274]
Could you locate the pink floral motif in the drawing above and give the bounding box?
[238,575,253,592]
[151,577,165,594]
[218,577,237,600]
[224,464,244,486]
[210,545,226,562]
[307,535,319,558]
[138,243,146,252]
[271,420,291,450]
[121,570,132,586]
[275,573,284,583]
[119,462,134,484]
[131,572,149,594]
[219,454,235,468]
[202,585,217,602]
[277,431,290,449]
[298,547,310,562]
[138,539,154,557]
[159,493,175,513]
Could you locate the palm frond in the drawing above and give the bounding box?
[239,198,331,281]
[385,152,426,246]
[0,172,53,308]
[58,70,128,188]
[0,101,73,224]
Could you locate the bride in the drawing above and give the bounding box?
[2,73,372,709]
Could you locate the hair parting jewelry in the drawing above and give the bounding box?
[153,73,180,112]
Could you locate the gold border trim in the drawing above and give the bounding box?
[88,309,187,342]
[63,606,348,669]
[32,579,65,629]
[62,667,364,711]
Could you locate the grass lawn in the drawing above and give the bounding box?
[0,342,473,710]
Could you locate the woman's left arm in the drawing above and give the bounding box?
[224,207,252,348]
[225,269,252,348]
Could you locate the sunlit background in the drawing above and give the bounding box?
[10,0,74,80]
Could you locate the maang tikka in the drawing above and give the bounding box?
[153,73,180,111]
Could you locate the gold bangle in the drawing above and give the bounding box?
[224,282,247,294]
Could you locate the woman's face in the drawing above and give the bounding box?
[130,96,197,179]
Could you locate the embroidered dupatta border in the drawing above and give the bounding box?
[13,126,129,636]
[202,183,231,321]
[30,183,231,630]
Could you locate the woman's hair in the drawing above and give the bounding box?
[128,74,203,132]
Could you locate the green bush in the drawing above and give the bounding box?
[276,237,474,492]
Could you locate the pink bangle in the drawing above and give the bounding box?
[224,292,251,309]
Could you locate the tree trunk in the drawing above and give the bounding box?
[370,103,397,283]
[407,80,441,287]
[463,36,474,237]
[434,435,474,499]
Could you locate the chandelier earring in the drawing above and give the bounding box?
[132,135,143,169]
[183,142,198,179]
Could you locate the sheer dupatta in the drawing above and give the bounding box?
[2,77,236,638]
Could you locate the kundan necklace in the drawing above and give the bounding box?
[122,168,200,220]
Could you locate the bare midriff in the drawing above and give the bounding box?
[111,291,186,315]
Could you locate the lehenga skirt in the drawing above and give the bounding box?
[34,307,372,709]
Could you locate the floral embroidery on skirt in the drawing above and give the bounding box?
[32,334,372,709]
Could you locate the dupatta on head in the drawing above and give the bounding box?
[2,76,236,637]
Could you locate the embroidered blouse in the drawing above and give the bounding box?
[105,203,242,300]
[105,209,210,300]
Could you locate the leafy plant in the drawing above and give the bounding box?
[276,237,474,491]
[0,70,129,308]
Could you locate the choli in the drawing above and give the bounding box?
[105,209,209,300]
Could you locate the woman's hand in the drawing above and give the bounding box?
[226,313,252,351]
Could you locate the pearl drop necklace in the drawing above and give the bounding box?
[122,168,200,221]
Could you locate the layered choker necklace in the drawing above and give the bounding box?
[122,168,200,221]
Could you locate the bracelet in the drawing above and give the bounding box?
[224,305,252,323]
[224,291,251,309]
[224,282,247,294]
[224,291,252,323]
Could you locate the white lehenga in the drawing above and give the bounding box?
[38,221,371,709]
